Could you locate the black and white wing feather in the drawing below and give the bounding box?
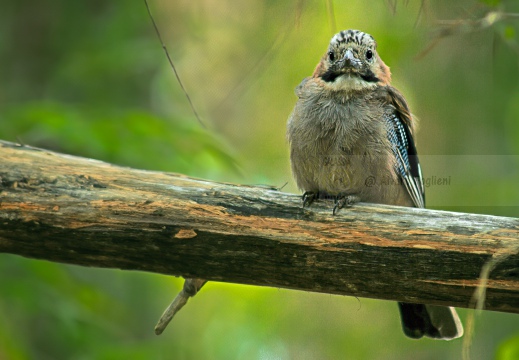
[385,114,425,208]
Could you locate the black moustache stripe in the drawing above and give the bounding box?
[321,69,341,82]
[360,70,379,83]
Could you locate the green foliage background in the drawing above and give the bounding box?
[1,1,518,359]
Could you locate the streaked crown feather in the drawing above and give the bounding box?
[330,30,376,49]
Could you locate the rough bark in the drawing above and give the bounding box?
[1,140,518,313]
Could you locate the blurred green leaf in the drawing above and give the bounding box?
[504,25,515,39]
[497,334,519,360]
[0,101,239,179]
[480,0,501,6]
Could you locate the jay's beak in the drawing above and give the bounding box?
[342,49,361,70]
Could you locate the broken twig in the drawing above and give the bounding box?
[154,278,207,335]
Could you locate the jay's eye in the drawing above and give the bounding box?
[366,50,373,60]
[328,51,335,62]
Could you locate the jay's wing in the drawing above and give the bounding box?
[385,113,425,208]
[382,86,425,208]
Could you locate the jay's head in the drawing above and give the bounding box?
[313,30,391,92]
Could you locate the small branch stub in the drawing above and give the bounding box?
[155,278,207,335]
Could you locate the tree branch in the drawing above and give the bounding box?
[1,140,518,314]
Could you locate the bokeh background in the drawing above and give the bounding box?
[1,0,518,359]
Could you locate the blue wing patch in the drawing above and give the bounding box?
[385,114,425,208]
[385,114,410,178]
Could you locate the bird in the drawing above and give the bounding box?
[286,29,463,340]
